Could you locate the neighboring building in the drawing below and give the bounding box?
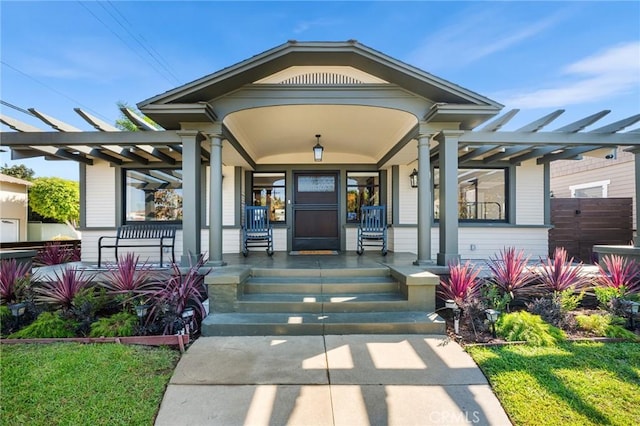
[0,173,32,242]
[551,147,637,230]
[1,41,638,266]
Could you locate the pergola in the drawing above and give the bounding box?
[2,105,639,265]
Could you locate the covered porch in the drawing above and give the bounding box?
[1,41,639,270]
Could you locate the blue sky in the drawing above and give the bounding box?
[1,1,639,181]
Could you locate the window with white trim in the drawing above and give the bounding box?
[570,180,610,198]
[124,168,183,223]
[433,168,507,222]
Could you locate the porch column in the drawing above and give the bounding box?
[208,132,226,266]
[177,130,202,265]
[435,130,463,266]
[635,151,640,247]
[414,133,433,266]
[544,162,551,225]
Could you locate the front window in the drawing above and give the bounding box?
[434,168,506,221]
[347,172,379,222]
[124,169,183,222]
[251,172,286,222]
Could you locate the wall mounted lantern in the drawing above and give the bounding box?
[313,134,324,162]
[409,168,418,188]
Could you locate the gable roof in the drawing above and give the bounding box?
[138,40,503,109]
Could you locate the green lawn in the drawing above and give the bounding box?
[1,343,181,426]
[467,342,640,426]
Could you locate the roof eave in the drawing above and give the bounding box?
[425,103,502,130]
[138,41,503,110]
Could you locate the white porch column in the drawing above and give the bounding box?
[208,131,226,266]
[177,130,202,265]
[436,130,463,266]
[414,132,433,266]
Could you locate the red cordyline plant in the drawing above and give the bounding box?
[595,254,640,295]
[0,259,32,304]
[151,254,210,334]
[537,247,588,293]
[101,253,163,303]
[486,247,536,300]
[34,242,72,266]
[33,266,94,311]
[438,260,482,307]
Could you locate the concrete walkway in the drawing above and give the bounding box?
[155,335,512,426]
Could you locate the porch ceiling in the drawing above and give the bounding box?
[223,104,417,165]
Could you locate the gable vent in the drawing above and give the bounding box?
[280,72,365,85]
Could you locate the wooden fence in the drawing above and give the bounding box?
[0,240,81,265]
[549,198,632,262]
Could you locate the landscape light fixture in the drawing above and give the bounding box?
[135,304,149,319]
[8,302,26,328]
[313,134,324,162]
[484,308,501,338]
[181,307,195,335]
[409,169,418,188]
[624,300,639,329]
[9,302,26,318]
[135,304,150,333]
[445,299,461,335]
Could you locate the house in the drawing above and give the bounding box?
[1,41,639,267]
[0,173,32,242]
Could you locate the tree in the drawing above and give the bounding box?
[115,101,159,131]
[1,163,35,181]
[29,177,80,227]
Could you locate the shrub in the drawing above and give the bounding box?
[89,312,138,337]
[0,259,32,304]
[481,282,511,312]
[0,304,10,320]
[594,286,623,308]
[575,313,611,336]
[496,311,566,346]
[33,266,93,311]
[537,247,588,294]
[71,287,110,336]
[486,247,536,305]
[604,324,639,341]
[526,296,575,330]
[9,311,77,338]
[558,288,584,312]
[595,254,640,296]
[438,261,482,307]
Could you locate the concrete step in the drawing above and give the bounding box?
[237,292,408,313]
[201,311,445,336]
[243,276,399,294]
[250,267,390,278]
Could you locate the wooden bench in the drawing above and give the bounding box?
[98,224,177,267]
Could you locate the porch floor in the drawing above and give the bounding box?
[210,251,450,275]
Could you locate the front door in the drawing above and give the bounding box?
[292,171,340,251]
